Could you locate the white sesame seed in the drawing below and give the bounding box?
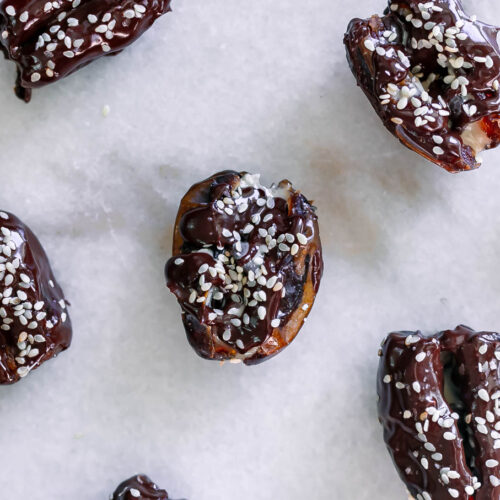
[296,233,307,245]
[257,306,266,320]
[364,39,375,52]
[5,5,16,16]
[415,352,426,362]
[479,389,490,402]
[397,97,408,110]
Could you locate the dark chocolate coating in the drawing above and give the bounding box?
[111,475,169,500]
[378,326,500,499]
[0,210,71,384]
[344,0,500,173]
[165,171,323,365]
[0,0,172,101]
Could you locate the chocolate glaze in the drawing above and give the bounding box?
[165,171,323,365]
[378,326,500,499]
[0,210,71,384]
[0,0,172,101]
[111,475,169,500]
[344,0,500,173]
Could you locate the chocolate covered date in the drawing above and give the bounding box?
[0,210,71,384]
[165,170,323,365]
[111,475,169,500]
[378,326,500,499]
[0,0,172,101]
[344,1,500,172]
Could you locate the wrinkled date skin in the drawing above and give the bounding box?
[344,0,500,173]
[0,210,71,384]
[0,0,172,101]
[378,326,500,500]
[111,475,170,500]
[165,170,323,365]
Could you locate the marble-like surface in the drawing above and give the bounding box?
[0,0,499,498]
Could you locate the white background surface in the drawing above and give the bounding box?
[0,0,499,498]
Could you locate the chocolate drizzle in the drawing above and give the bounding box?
[0,210,71,384]
[111,475,169,500]
[0,0,172,101]
[165,171,323,365]
[344,0,500,172]
[378,326,500,499]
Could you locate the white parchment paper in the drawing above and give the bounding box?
[0,1,499,498]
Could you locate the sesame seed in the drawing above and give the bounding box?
[257,306,266,320]
[364,39,375,52]
[479,388,490,402]
[415,352,426,362]
[296,233,307,245]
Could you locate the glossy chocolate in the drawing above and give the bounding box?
[165,170,323,365]
[0,0,172,101]
[378,326,500,499]
[344,0,500,173]
[0,210,71,384]
[111,475,169,500]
